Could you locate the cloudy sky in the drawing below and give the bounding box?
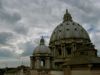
[0,0,100,68]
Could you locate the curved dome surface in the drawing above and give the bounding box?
[33,45,51,54]
[33,37,51,54]
[50,10,90,43]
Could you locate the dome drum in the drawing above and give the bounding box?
[50,38,90,46]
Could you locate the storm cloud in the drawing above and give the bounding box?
[0,0,100,67]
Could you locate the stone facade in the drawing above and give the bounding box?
[4,66,30,75]
[30,9,100,75]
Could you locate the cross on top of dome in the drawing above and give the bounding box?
[63,9,72,22]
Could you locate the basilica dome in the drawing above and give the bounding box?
[49,10,90,44]
[33,37,51,54]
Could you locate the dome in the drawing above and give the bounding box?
[49,10,90,44]
[33,37,51,54]
[33,45,51,54]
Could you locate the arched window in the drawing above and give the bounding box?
[67,47,71,55]
[40,59,45,67]
[58,48,62,56]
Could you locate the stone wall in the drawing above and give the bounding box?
[30,70,38,75]
[71,70,100,75]
[71,70,91,75]
[91,70,100,75]
[4,72,20,75]
[63,70,100,75]
[50,71,63,75]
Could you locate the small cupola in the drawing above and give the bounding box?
[33,36,51,55]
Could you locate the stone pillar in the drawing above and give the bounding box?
[61,45,64,57]
[64,66,71,75]
[46,57,50,69]
[72,43,76,56]
[88,64,92,70]
[36,57,40,69]
[63,44,66,57]
[32,59,35,69]
[54,46,56,57]
[53,46,55,56]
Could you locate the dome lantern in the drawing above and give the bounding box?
[40,36,45,45]
[63,9,72,22]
